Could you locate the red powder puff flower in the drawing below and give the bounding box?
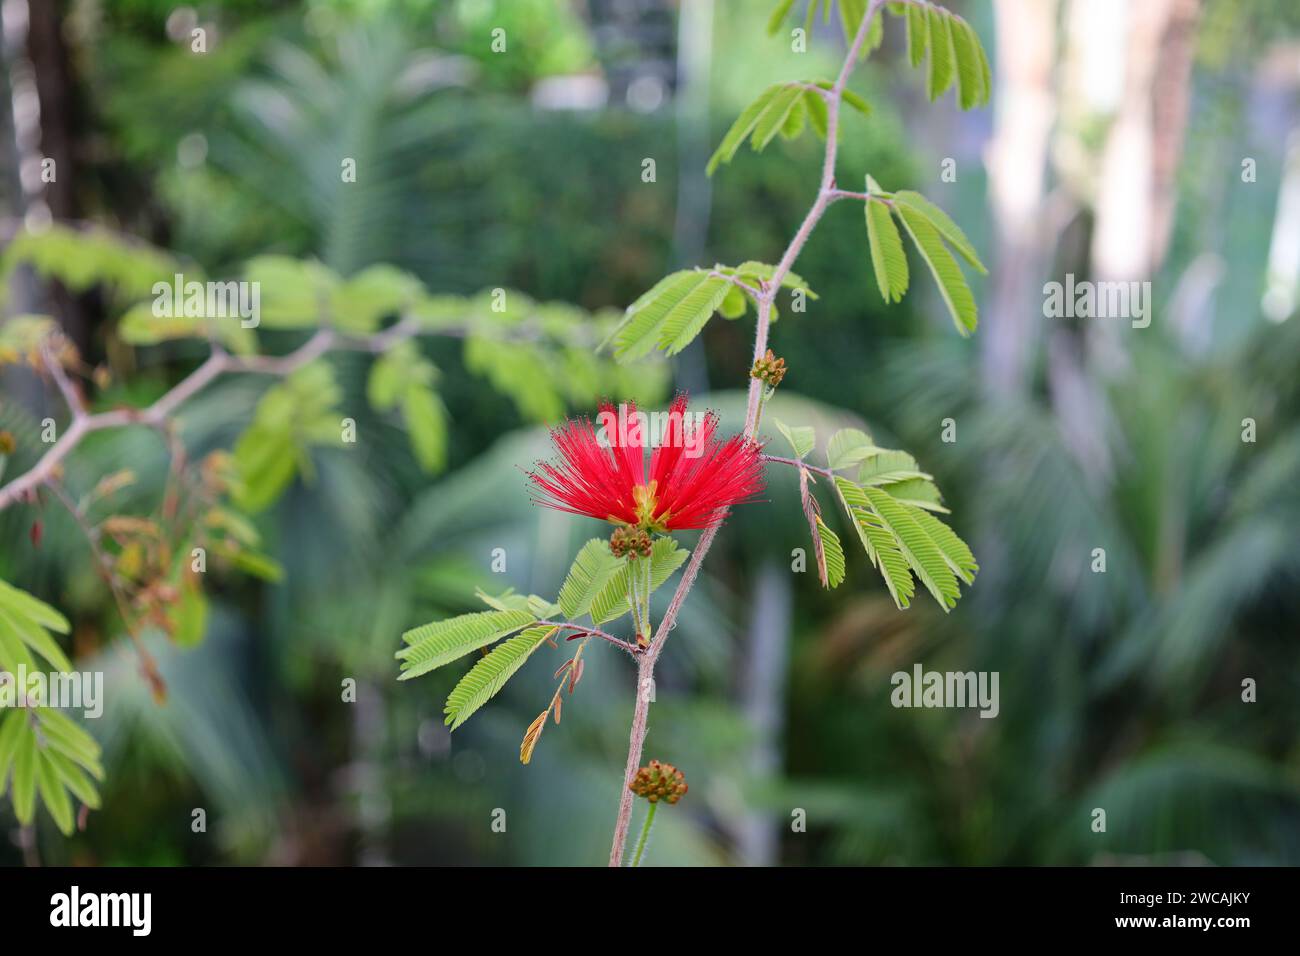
[527,394,764,532]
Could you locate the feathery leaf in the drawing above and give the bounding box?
[444,625,558,730]
[896,203,979,335]
[865,200,909,304]
[397,609,537,680]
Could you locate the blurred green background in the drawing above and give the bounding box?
[1,0,1299,865]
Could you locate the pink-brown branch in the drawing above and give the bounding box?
[607,0,885,866]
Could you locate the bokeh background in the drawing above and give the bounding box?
[2,0,1299,865]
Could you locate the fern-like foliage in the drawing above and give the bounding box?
[766,2,991,110]
[443,625,558,730]
[557,539,626,620]
[0,580,73,675]
[397,608,539,681]
[0,580,103,835]
[613,264,815,362]
[706,80,871,175]
[865,198,909,305]
[764,423,976,609]
[587,537,690,624]
[864,176,986,334]
[396,538,690,737]
[815,516,846,588]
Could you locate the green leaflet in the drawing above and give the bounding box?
[444,625,558,730]
[0,709,24,790]
[910,505,979,584]
[0,579,70,635]
[766,0,797,35]
[706,84,788,174]
[815,516,846,589]
[720,285,748,319]
[751,85,805,152]
[366,340,448,473]
[36,756,73,835]
[836,0,883,57]
[616,271,716,360]
[46,751,101,810]
[906,3,928,67]
[865,199,909,304]
[233,361,346,512]
[881,477,949,513]
[831,472,976,612]
[615,264,812,362]
[708,81,870,176]
[0,586,72,674]
[589,537,689,625]
[329,264,422,334]
[396,608,537,680]
[772,418,815,460]
[859,507,917,609]
[883,4,991,110]
[892,191,986,273]
[863,486,961,610]
[896,203,979,336]
[827,427,882,471]
[36,708,104,778]
[949,15,987,110]
[0,709,104,835]
[243,255,336,329]
[465,335,566,422]
[857,448,929,486]
[10,724,35,823]
[926,7,956,101]
[558,540,624,620]
[402,385,448,473]
[117,301,257,355]
[655,274,733,356]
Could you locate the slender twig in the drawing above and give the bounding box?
[763,453,834,479]
[607,0,885,866]
[46,481,166,698]
[535,621,639,657]
[40,344,87,421]
[0,319,432,511]
[828,188,890,205]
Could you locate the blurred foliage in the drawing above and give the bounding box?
[1,0,1298,865]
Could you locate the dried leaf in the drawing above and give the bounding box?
[520,710,548,765]
[568,658,585,694]
[799,467,829,587]
[90,469,136,502]
[100,516,162,539]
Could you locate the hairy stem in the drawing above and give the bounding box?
[630,801,658,867]
[607,0,883,866]
[763,453,835,479]
[609,653,655,865]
